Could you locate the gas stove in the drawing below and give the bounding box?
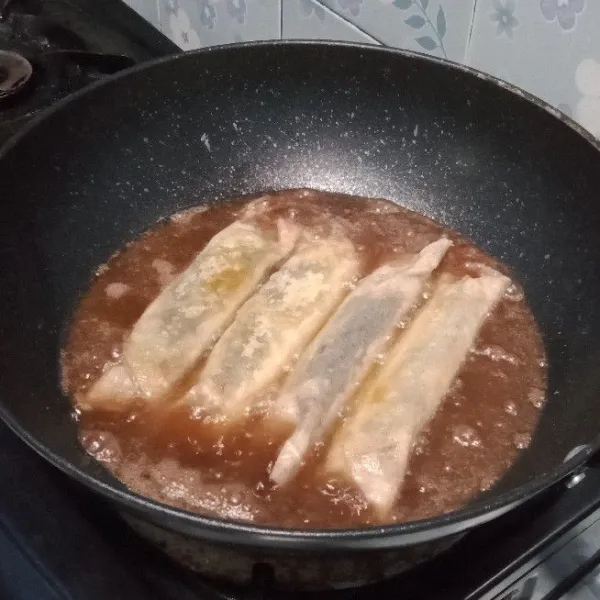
[0,0,177,145]
[2,3,600,600]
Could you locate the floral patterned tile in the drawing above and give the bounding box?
[282,0,379,43]
[319,0,477,63]
[466,0,600,136]
[157,0,280,50]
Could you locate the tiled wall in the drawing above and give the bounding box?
[125,0,600,138]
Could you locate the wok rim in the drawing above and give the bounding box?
[1,40,599,551]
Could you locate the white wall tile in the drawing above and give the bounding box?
[282,0,378,43]
[466,0,600,136]
[123,0,160,27]
[320,0,477,63]
[155,0,280,49]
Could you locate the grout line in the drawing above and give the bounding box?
[311,0,385,45]
[279,0,283,39]
[156,0,161,30]
[465,0,479,65]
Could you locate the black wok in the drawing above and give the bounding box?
[1,41,600,589]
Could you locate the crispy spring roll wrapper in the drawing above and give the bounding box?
[324,270,510,517]
[86,219,299,408]
[185,229,360,421]
[269,238,452,486]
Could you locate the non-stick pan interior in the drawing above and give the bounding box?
[1,42,600,542]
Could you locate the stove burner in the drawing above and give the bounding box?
[0,50,32,100]
[0,0,18,23]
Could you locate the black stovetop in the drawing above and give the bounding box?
[3,3,600,599]
[0,0,178,145]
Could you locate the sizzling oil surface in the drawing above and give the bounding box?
[61,189,546,529]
